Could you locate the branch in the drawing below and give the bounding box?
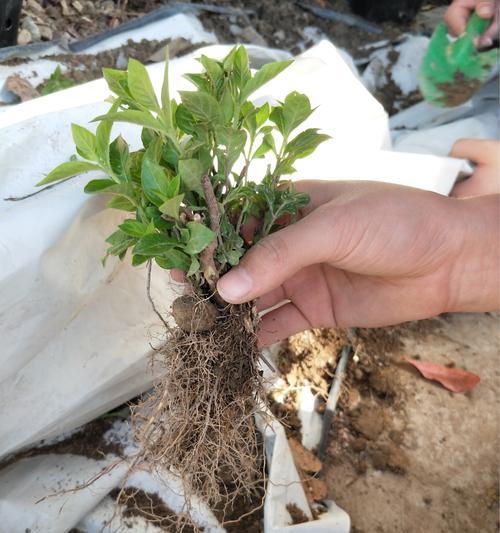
[200,174,220,292]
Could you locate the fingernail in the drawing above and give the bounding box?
[217,267,253,302]
[477,2,494,17]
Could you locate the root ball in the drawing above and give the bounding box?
[132,302,265,517]
[171,295,219,332]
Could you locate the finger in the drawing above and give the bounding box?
[444,0,477,36]
[476,0,496,18]
[450,139,499,165]
[170,269,186,283]
[293,179,349,215]
[257,302,314,347]
[216,206,335,303]
[478,19,498,47]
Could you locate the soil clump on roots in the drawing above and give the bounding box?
[131,297,266,521]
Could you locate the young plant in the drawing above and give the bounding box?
[38,45,329,520]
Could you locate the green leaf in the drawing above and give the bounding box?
[119,220,151,238]
[92,110,163,132]
[155,249,191,271]
[84,179,117,193]
[127,58,159,111]
[269,107,285,136]
[187,257,200,276]
[109,135,130,182]
[220,89,235,123]
[165,174,180,198]
[133,233,178,256]
[215,126,247,175]
[281,92,314,137]
[285,128,330,159]
[105,229,136,257]
[233,45,251,88]
[178,159,204,195]
[95,101,119,169]
[141,157,169,206]
[159,193,184,219]
[103,68,130,99]
[185,221,215,254]
[37,161,101,186]
[240,60,292,101]
[179,91,223,125]
[255,102,270,128]
[107,195,136,211]
[71,124,97,161]
[184,73,211,93]
[175,104,196,134]
[253,132,275,158]
[198,55,223,86]
[132,254,149,266]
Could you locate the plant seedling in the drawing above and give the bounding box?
[38,45,330,521]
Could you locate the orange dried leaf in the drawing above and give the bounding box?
[406,358,480,393]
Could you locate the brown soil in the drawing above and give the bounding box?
[214,482,265,533]
[274,313,499,533]
[286,502,309,525]
[19,0,404,59]
[12,0,434,113]
[372,49,423,115]
[436,71,483,108]
[0,417,124,471]
[111,487,198,532]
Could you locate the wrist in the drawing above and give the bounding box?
[447,194,500,313]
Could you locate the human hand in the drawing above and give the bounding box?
[216,180,499,346]
[444,0,499,48]
[450,139,500,197]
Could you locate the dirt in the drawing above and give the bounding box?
[18,0,403,59]
[436,71,483,108]
[372,49,423,115]
[9,0,436,112]
[0,417,124,471]
[171,294,219,332]
[286,502,309,525]
[111,487,198,532]
[272,313,499,532]
[213,483,265,533]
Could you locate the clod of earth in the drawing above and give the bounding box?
[171,294,219,332]
[288,437,322,474]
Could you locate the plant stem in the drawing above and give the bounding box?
[200,175,221,292]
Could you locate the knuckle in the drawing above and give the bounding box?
[254,233,288,270]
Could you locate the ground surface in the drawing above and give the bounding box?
[12,0,453,110]
[320,313,499,533]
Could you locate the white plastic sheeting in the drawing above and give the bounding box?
[0,36,479,532]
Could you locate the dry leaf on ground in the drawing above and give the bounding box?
[406,358,480,393]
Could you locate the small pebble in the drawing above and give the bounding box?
[274,29,286,41]
[39,25,54,41]
[22,16,41,42]
[240,26,268,47]
[18,29,32,46]
[229,24,242,37]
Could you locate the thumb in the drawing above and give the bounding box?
[217,208,334,304]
